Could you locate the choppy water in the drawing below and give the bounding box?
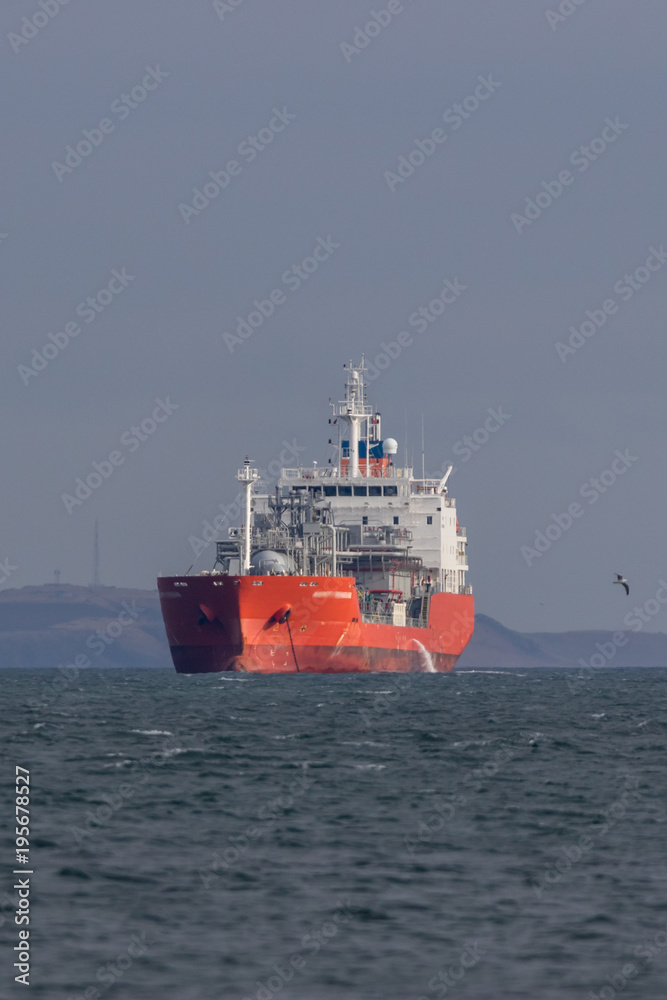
[2,667,667,1000]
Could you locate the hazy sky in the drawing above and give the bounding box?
[3,0,667,633]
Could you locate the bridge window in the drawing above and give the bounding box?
[324,485,336,497]
[353,485,367,496]
[383,486,398,496]
[338,486,352,497]
[368,486,381,497]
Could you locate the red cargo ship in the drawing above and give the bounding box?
[158,360,473,673]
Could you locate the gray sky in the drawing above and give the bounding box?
[3,0,667,633]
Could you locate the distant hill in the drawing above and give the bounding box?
[456,613,667,669]
[0,586,665,670]
[0,585,167,669]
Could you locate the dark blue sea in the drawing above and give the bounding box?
[2,667,667,1000]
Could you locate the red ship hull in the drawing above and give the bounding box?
[158,576,474,674]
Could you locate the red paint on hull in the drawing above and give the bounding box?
[158,575,474,674]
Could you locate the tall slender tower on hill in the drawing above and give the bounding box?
[92,521,100,588]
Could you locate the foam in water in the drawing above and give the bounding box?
[130,729,174,735]
[412,638,436,672]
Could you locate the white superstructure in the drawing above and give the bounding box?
[223,360,470,601]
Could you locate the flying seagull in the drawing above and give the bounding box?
[613,574,629,596]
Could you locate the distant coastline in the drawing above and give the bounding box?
[0,585,665,670]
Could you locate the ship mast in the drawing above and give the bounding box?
[334,359,372,478]
[236,457,259,574]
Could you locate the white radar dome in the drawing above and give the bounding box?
[383,438,398,455]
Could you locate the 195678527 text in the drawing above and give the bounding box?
[14,766,32,986]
